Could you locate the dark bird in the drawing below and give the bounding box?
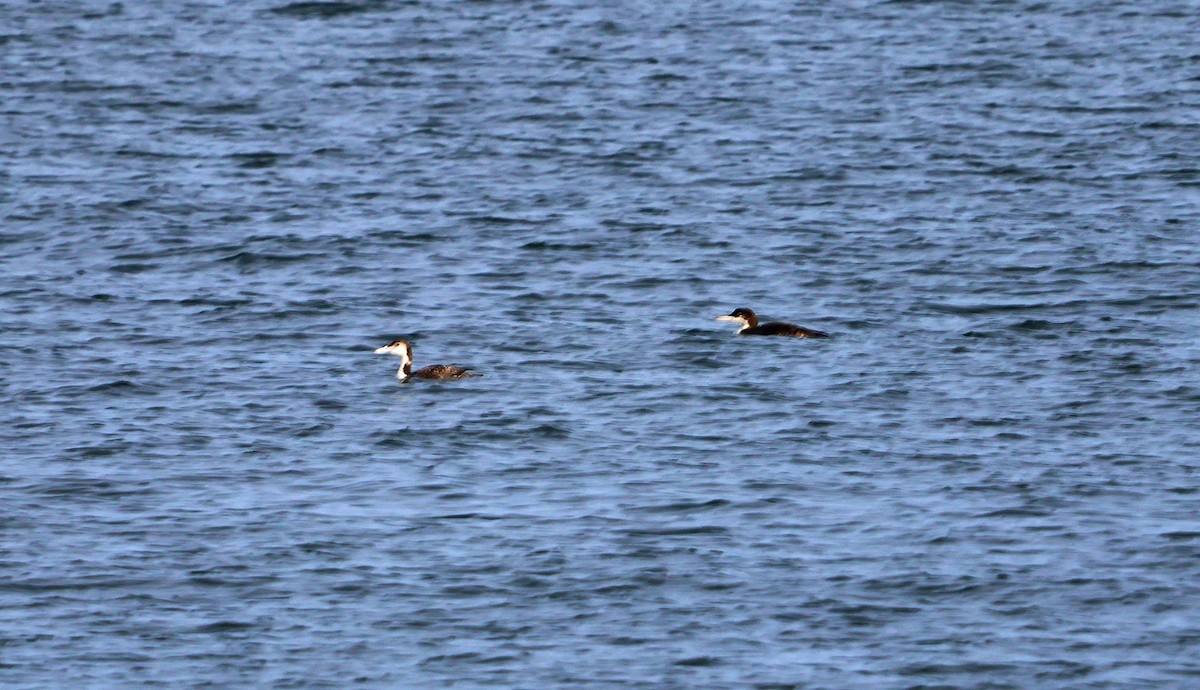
[716,307,829,338]
[374,339,480,381]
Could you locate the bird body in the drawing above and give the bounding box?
[716,308,829,338]
[374,340,478,381]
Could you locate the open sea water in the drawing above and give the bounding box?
[3,1,1200,687]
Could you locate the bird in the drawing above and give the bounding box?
[373,339,480,381]
[716,307,829,338]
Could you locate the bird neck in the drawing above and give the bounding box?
[397,353,412,379]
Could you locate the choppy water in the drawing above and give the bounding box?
[4,1,1200,687]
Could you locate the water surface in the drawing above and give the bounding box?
[3,1,1199,687]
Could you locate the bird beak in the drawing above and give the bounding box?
[716,315,741,322]
[374,346,391,354]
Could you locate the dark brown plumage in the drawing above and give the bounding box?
[411,363,476,380]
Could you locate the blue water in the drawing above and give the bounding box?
[3,1,1200,687]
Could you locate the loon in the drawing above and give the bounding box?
[716,307,829,338]
[374,339,479,381]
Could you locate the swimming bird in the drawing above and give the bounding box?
[716,307,829,338]
[374,339,479,381]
